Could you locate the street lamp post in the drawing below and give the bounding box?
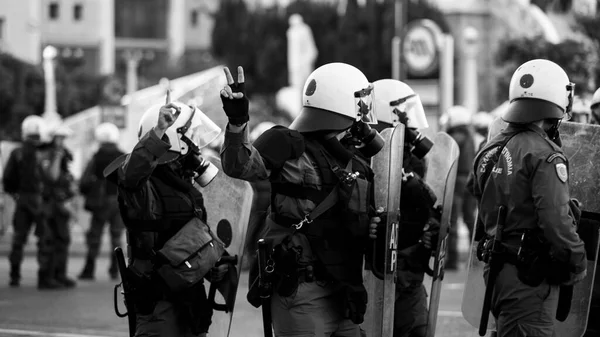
[392,0,407,80]
[42,45,62,127]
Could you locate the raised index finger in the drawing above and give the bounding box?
[237,66,245,84]
[223,67,234,85]
[165,89,171,104]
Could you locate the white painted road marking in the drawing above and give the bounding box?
[0,328,113,337]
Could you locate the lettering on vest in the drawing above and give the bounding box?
[500,147,514,175]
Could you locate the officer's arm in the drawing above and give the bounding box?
[118,128,171,190]
[2,150,20,194]
[220,124,274,181]
[532,155,587,274]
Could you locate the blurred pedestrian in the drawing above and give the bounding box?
[78,122,125,281]
[444,106,477,268]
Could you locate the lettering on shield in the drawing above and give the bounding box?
[388,221,399,272]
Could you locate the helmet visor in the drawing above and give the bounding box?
[390,94,428,129]
[354,84,378,124]
[181,107,222,149]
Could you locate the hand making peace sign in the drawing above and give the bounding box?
[220,66,249,126]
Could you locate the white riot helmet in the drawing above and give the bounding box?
[289,62,377,133]
[21,115,45,140]
[373,79,428,129]
[446,105,472,128]
[95,123,120,144]
[504,59,574,124]
[138,101,222,164]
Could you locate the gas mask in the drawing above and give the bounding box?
[179,133,219,187]
[344,121,385,158]
[181,153,219,187]
[393,108,433,159]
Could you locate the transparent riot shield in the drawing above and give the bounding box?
[423,132,460,337]
[462,119,600,337]
[362,124,405,337]
[200,158,254,337]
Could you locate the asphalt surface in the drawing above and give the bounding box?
[0,225,489,337]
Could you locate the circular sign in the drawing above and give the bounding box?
[402,20,443,77]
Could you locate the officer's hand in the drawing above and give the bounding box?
[369,207,384,239]
[420,217,440,250]
[569,198,582,226]
[564,268,587,286]
[210,264,229,283]
[156,90,182,132]
[220,66,249,126]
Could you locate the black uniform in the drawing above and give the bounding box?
[79,142,126,280]
[107,130,214,336]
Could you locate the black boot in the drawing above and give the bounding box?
[9,265,20,288]
[78,258,95,280]
[38,271,62,290]
[56,276,77,288]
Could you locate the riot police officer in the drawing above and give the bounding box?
[220,64,383,337]
[469,59,587,336]
[41,124,78,288]
[79,122,125,280]
[3,115,58,289]
[105,96,228,337]
[371,79,439,337]
[444,105,477,267]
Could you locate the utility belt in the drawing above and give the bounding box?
[477,229,572,286]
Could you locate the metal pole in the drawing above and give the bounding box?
[392,0,407,80]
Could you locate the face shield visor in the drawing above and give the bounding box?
[180,106,222,150]
[354,84,378,125]
[390,94,428,129]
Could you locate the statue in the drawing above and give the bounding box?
[287,14,318,89]
[277,14,319,120]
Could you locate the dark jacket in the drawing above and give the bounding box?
[469,123,586,274]
[447,125,476,177]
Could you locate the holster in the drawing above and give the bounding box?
[341,283,368,324]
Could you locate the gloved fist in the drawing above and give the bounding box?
[569,198,582,226]
[420,217,440,250]
[563,268,587,286]
[210,264,229,283]
[220,66,249,126]
[369,207,384,239]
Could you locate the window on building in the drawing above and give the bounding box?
[190,10,199,27]
[0,18,4,40]
[49,2,59,20]
[74,4,83,21]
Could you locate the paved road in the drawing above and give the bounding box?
[0,254,490,337]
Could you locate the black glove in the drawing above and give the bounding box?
[220,66,249,125]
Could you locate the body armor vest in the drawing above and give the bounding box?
[270,137,373,284]
[119,175,206,259]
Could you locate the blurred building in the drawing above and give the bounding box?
[0,0,217,75]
